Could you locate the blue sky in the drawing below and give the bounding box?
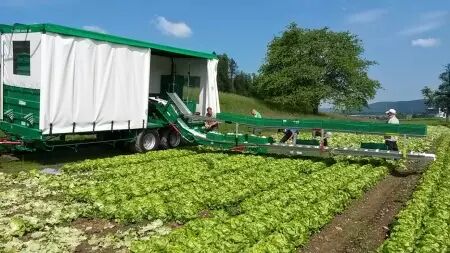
[1,0,449,103]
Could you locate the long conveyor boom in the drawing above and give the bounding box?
[155,93,435,161]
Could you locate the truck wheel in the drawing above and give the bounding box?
[159,129,170,150]
[134,130,160,153]
[168,131,181,148]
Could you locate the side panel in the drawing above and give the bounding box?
[3,84,40,129]
[40,33,151,134]
[0,32,43,139]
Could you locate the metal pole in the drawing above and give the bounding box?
[187,63,190,103]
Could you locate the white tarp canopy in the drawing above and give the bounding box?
[2,32,42,89]
[1,30,219,135]
[39,33,151,134]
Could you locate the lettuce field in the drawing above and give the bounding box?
[0,126,449,252]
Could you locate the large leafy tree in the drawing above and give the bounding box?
[255,23,380,113]
[422,64,450,121]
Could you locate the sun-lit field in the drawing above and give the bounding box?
[0,127,448,252]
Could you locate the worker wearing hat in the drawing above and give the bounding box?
[385,109,399,151]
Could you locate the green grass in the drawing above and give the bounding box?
[185,86,330,118]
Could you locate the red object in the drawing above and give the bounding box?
[0,138,22,145]
[169,124,181,135]
[230,145,246,152]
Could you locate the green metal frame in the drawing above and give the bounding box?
[0,23,217,60]
[216,112,427,137]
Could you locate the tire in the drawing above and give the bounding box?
[159,129,181,149]
[159,129,170,150]
[168,131,181,148]
[134,130,160,153]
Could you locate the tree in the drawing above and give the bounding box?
[217,54,232,92]
[254,23,380,114]
[229,58,238,92]
[234,71,253,95]
[422,64,450,121]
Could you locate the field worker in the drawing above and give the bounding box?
[385,108,399,151]
[251,109,262,135]
[251,109,262,118]
[280,129,298,143]
[324,132,332,146]
[205,107,219,132]
[314,130,332,147]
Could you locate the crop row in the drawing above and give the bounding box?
[131,163,388,252]
[379,135,450,253]
[295,126,447,152]
[67,154,329,222]
[62,148,199,172]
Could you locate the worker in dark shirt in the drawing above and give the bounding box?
[280,128,297,143]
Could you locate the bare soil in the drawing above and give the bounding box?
[300,173,420,253]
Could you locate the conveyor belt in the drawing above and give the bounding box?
[157,93,436,161]
[216,112,427,137]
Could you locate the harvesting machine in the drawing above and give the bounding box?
[0,23,435,161]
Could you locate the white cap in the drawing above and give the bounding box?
[385,109,396,114]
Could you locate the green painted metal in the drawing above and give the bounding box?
[360,142,388,150]
[216,112,427,137]
[247,134,273,145]
[147,119,167,129]
[184,100,196,113]
[296,139,320,145]
[3,84,40,132]
[225,133,246,143]
[0,23,217,59]
[206,132,227,142]
[0,121,42,140]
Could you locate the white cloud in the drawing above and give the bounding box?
[400,22,442,36]
[153,16,192,38]
[400,10,448,36]
[347,9,387,24]
[82,25,107,34]
[411,38,440,48]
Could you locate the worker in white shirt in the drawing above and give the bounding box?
[385,109,399,151]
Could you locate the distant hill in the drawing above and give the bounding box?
[359,99,427,115]
[322,99,429,115]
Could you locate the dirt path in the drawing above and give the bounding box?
[300,173,420,253]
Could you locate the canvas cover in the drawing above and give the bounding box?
[1,32,42,89]
[39,33,151,134]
